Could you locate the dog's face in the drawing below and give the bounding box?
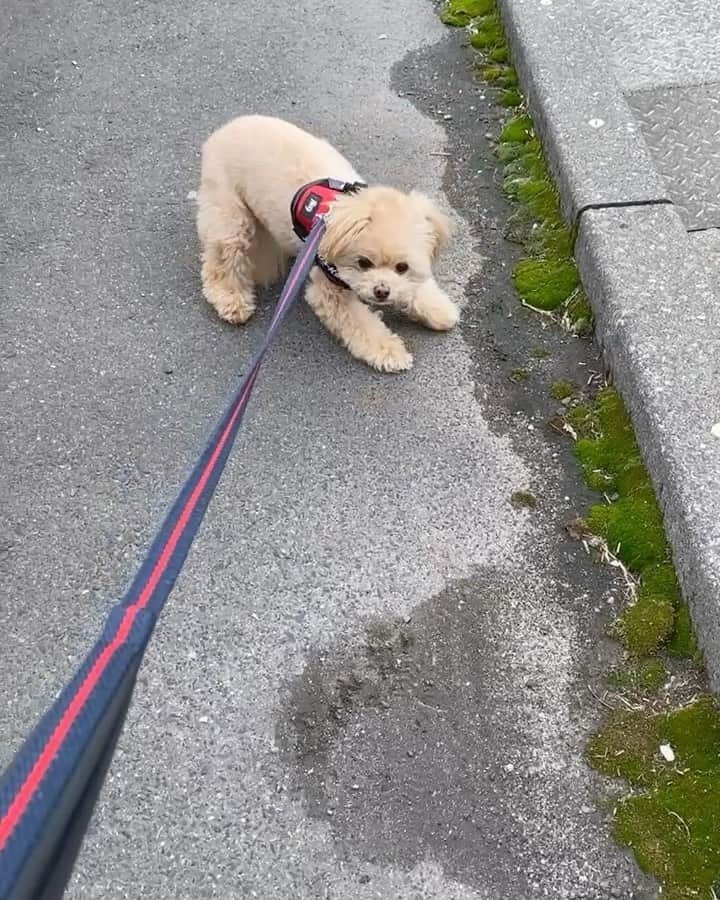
[320,187,451,310]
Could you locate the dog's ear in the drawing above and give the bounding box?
[321,199,371,260]
[409,191,452,261]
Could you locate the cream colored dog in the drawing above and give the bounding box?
[196,115,458,372]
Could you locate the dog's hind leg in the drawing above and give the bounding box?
[197,192,258,325]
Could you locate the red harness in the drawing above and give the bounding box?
[290,178,366,288]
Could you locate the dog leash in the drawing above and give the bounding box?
[0,216,327,900]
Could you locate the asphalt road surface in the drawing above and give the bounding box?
[1,0,655,897]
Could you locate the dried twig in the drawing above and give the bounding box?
[520,299,557,319]
[668,810,691,839]
[588,685,615,711]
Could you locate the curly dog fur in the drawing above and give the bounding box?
[197,115,458,372]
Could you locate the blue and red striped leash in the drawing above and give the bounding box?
[0,218,326,900]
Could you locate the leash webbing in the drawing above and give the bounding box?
[0,218,326,900]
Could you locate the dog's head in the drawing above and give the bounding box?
[319,186,451,309]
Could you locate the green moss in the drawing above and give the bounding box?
[642,564,681,605]
[564,287,594,336]
[497,87,522,108]
[478,63,506,82]
[589,695,720,897]
[531,346,550,359]
[550,379,575,401]
[577,387,712,891]
[469,12,505,50]
[588,706,661,784]
[595,389,636,450]
[503,206,536,245]
[512,257,580,310]
[615,777,720,900]
[589,696,720,786]
[511,489,537,509]
[588,494,667,571]
[482,51,584,330]
[487,44,510,63]
[498,114,533,144]
[574,388,644,493]
[664,697,720,773]
[613,564,684,655]
[438,5,712,896]
[608,658,667,693]
[612,592,675,656]
[509,366,529,383]
[479,64,519,87]
[667,602,700,661]
[526,221,574,260]
[498,66,518,87]
[514,179,560,226]
[565,403,597,438]
[440,0,495,26]
[571,387,695,661]
[507,137,545,174]
[495,141,530,165]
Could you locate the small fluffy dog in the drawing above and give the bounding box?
[196,115,459,372]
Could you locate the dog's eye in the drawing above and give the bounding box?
[395,262,409,274]
[357,256,374,270]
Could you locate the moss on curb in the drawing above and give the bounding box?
[497,87,522,108]
[607,658,667,694]
[440,0,495,27]
[564,402,596,438]
[513,257,580,309]
[611,592,676,658]
[588,696,720,785]
[469,11,505,51]
[495,114,582,322]
[571,388,695,657]
[445,2,586,329]
[498,114,533,144]
[668,602,701,661]
[588,697,720,899]
[615,777,720,900]
[438,2,714,896]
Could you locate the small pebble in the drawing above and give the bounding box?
[659,743,675,762]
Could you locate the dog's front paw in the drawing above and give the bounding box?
[202,281,256,325]
[218,302,255,325]
[411,282,459,331]
[425,297,459,331]
[366,335,414,373]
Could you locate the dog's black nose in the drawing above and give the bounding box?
[374,285,390,300]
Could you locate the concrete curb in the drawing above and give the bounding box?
[496,0,720,687]
[497,0,669,220]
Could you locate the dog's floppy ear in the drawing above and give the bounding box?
[409,191,452,261]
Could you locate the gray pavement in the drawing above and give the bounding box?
[1,1,656,898]
[499,0,720,688]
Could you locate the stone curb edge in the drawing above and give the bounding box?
[496,0,720,688]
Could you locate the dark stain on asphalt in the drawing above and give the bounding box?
[276,27,656,900]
